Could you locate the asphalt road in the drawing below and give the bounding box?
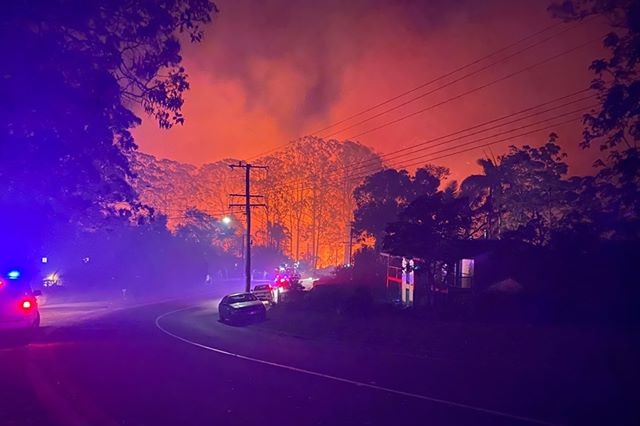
[0,295,634,426]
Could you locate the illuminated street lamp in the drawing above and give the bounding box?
[222,215,242,259]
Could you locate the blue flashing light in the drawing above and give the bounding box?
[8,270,21,280]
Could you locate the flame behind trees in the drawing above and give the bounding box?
[133,138,382,268]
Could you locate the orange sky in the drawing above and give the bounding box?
[133,0,609,183]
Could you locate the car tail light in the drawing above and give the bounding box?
[21,300,34,311]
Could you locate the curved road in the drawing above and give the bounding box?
[0,296,626,426]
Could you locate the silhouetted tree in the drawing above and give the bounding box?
[175,208,234,249]
[461,157,505,238]
[384,193,472,254]
[463,140,572,245]
[353,165,443,250]
[267,223,290,251]
[550,0,639,239]
[353,169,414,250]
[499,140,572,245]
[0,0,217,254]
[384,188,472,306]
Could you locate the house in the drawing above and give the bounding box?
[383,253,476,306]
[382,239,530,306]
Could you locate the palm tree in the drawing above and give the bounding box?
[461,158,504,239]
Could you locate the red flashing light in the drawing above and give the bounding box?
[21,300,33,310]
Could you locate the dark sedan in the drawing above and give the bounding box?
[218,292,266,324]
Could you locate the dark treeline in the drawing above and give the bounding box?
[1,1,221,294]
[341,0,640,324]
[348,150,639,323]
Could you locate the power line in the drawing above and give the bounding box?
[345,38,598,140]
[246,32,596,169]
[393,116,583,172]
[385,107,595,171]
[276,105,593,192]
[321,22,584,139]
[269,92,595,192]
[304,114,584,191]
[345,114,587,185]
[354,94,597,170]
[347,94,596,174]
[243,20,587,162]
[160,34,596,233]
[310,23,564,135]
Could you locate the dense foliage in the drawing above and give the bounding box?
[0,0,217,258]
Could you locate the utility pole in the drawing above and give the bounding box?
[343,222,354,266]
[229,161,267,293]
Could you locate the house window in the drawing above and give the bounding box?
[459,258,474,289]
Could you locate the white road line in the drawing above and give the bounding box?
[155,307,559,426]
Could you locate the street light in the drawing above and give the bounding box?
[221,215,242,260]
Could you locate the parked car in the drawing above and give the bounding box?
[251,284,274,304]
[218,293,266,324]
[0,269,41,332]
